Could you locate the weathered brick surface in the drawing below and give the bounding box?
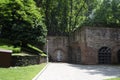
[46,27,120,64]
[70,27,120,64]
[44,36,68,62]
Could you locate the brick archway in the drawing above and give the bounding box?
[55,50,64,62]
[98,47,111,64]
[52,49,66,62]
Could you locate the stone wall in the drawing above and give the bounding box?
[85,27,120,64]
[45,27,120,64]
[69,27,86,64]
[40,56,47,63]
[44,36,68,62]
[12,55,46,66]
[70,27,120,64]
[69,42,81,64]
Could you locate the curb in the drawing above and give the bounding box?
[32,63,49,80]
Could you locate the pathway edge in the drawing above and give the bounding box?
[32,63,49,80]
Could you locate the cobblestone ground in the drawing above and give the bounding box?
[35,63,120,80]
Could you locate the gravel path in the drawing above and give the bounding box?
[35,63,120,80]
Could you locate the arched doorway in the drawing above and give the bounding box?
[55,50,64,62]
[98,47,111,64]
[117,50,120,64]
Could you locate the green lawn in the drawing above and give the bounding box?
[0,63,46,80]
[106,78,120,80]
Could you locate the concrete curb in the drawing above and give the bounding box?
[32,63,49,80]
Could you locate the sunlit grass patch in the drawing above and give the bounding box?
[0,63,46,80]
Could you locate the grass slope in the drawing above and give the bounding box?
[0,63,46,80]
[0,39,46,56]
[0,39,21,53]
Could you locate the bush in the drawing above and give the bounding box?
[0,38,12,45]
[0,38,21,53]
[12,47,21,53]
[0,0,47,46]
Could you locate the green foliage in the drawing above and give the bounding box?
[67,0,90,31]
[42,0,120,34]
[42,0,98,34]
[1,0,120,42]
[42,0,68,36]
[0,39,21,53]
[40,53,47,57]
[12,47,21,53]
[27,44,47,56]
[0,0,47,45]
[0,45,21,53]
[87,0,120,27]
[106,78,120,80]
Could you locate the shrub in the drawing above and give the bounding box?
[0,38,21,53]
[12,47,21,53]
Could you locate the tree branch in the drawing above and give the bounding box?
[73,0,87,30]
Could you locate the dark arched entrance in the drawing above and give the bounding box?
[117,50,120,64]
[98,47,111,64]
[54,50,64,62]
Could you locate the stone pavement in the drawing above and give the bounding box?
[34,63,120,80]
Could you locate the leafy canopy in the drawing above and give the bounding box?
[42,0,97,35]
[0,0,47,45]
[42,0,120,35]
[85,0,120,27]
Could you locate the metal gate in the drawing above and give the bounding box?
[98,47,111,64]
[117,50,120,64]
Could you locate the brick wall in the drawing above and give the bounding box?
[70,27,120,64]
[44,36,68,62]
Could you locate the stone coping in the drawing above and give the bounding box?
[0,49,12,53]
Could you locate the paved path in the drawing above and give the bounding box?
[35,63,120,80]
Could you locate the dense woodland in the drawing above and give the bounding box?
[39,0,120,36]
[0,0,120,46]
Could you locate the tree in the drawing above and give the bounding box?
[42,0,68,36]
[90,0,120,27]
[42,0,97,35]
[68,0,88,32]
[0,0,47,46]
